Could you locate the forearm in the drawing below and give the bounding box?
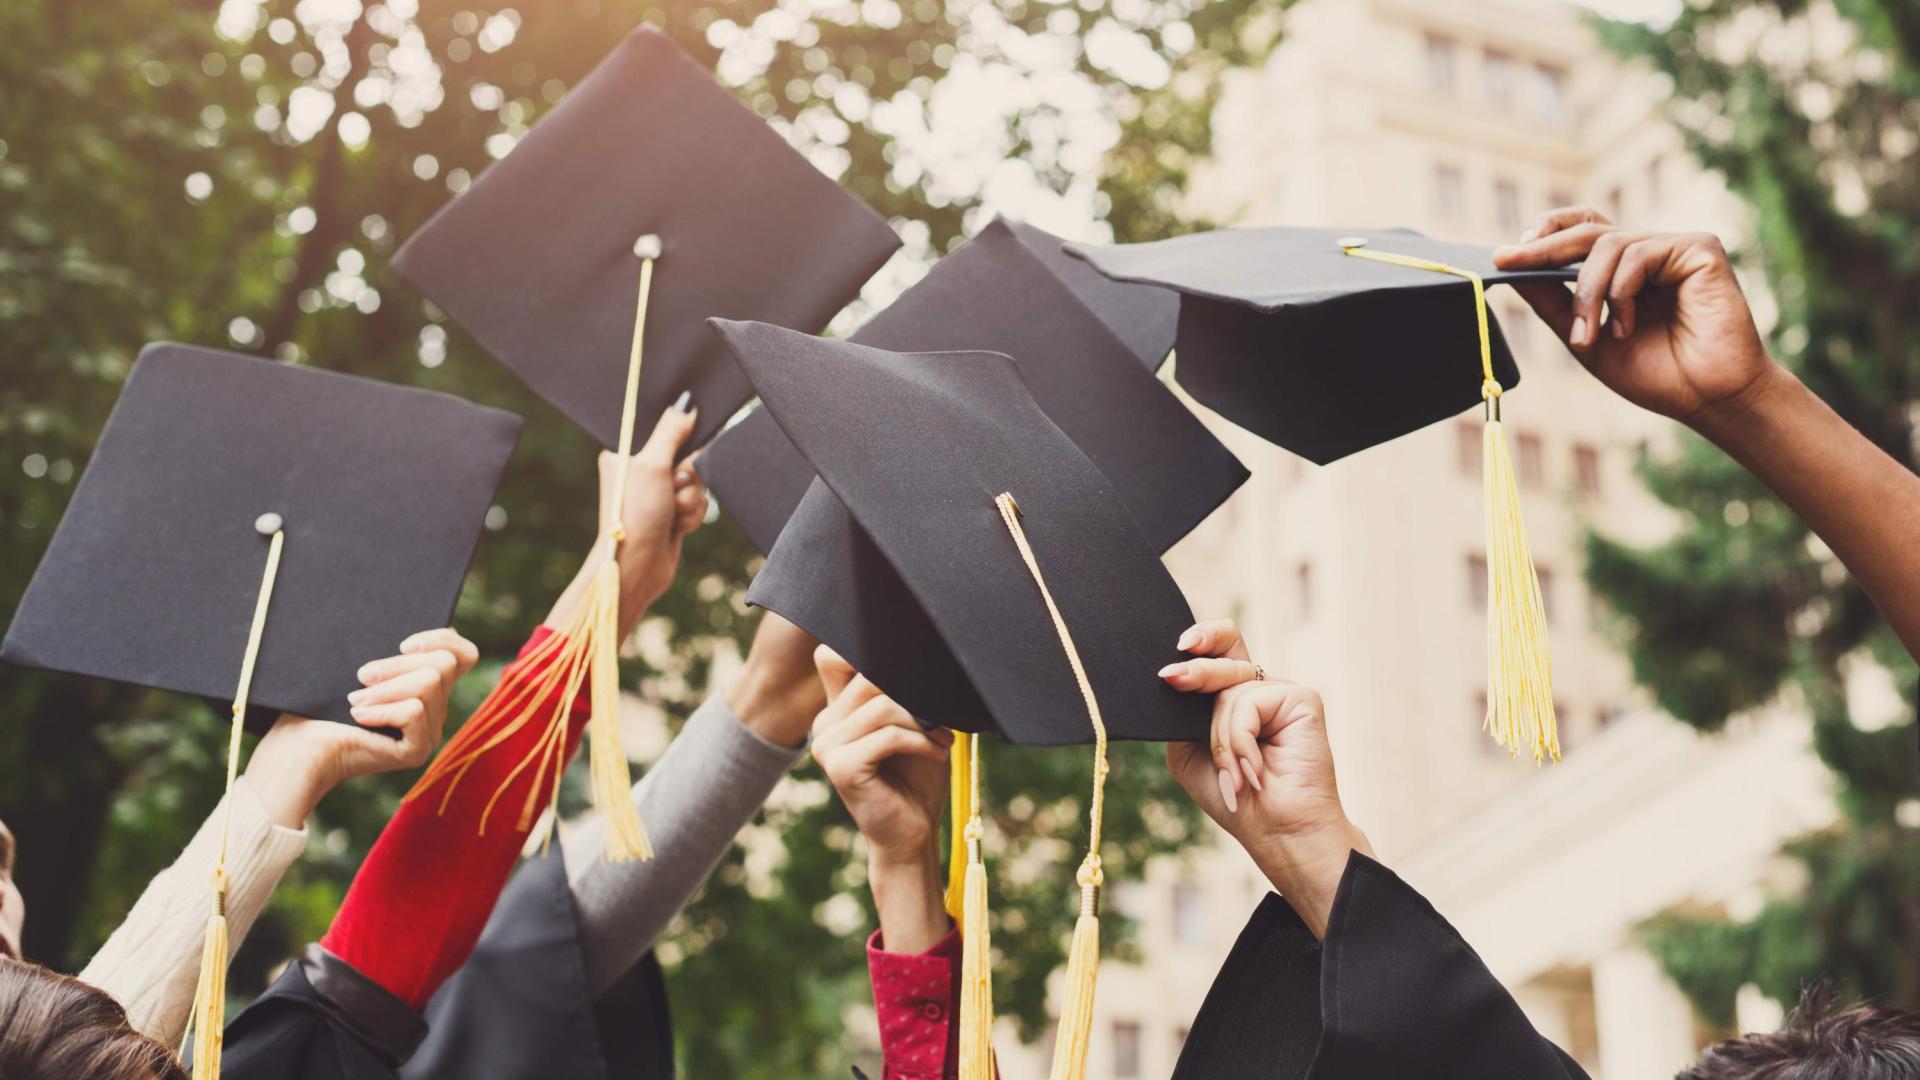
[565,690,805,993]
[1694,362,1920,658]
[1246,818,1373,940]
[79,778,306,1043]
[544,536,656,640]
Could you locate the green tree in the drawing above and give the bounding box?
[0,0,1282,1073]
[1590,1,1920,1026]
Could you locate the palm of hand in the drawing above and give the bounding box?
[1168,711,1343,840]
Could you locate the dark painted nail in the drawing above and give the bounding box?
[673,390,693,413]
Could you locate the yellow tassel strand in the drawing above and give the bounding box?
[993,494,1108,1080]
[945,730,973,925]
[1340,240,1558,761]
[405,247,664,860]
[957,733,994,1080]
[181,523,285,1077]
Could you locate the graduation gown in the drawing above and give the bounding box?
[221,845,673,1080]
[1171,853,1587,1080]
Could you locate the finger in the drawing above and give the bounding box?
[1607,236,1685,341]
[835,693,924,745]
[1568,231,1640,350]
[1509,281,1576,344]
[348,696,426,737]
[353,654,453,695]
[1518,205,1612,244]
[635,397,699,471]
[348,665,440,709]
[1159,657,1261,693]
[1223,692,1266,793]
[814,677,891,744]
[1175,619,1249,661]
[1207,699,1243,808]
[1491,220,1616,272]
[843,724,951,772]
[814,645,857,701]
[399,628,478,677]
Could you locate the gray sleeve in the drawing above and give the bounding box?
[562,691,805,994]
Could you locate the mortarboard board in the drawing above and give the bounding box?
[391,25,901,452]
[392,27,899,864]
[1064,226,1577,464]
[2,343,519,727]
[712,317,1208,1078]
[1000,218,1179,371]
[0,342,521,1078]
[1070,226,1575,763]
[695,216,1243,557]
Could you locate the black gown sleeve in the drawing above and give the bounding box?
[1171,852,1587,1080]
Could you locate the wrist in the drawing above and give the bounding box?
[1244,817,1370,939]
[867,843,947,954]
[726,651,823,750]
[242,722,330,830]
[1686,357,1796,449]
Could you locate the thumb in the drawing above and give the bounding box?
[814,645,856,700]
[636,395,698,470]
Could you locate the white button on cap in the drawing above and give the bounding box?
[254,512,284,535]
[1336,236,1369,249]
[631,233,663,259]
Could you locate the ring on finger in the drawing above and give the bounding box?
[1251,664,1265,682]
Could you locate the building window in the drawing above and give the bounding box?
[1434,164,1466,221]
[1424,33,1458,94]
[1533,63,1571,128]
[1548,188,1574,211]
[1537,565,1555,623]
[1495,179,1524,233]
[1296,562,1314,620]
[1467,554,1489,611]
[1172,882,1207,947]
[1573,443,1602,497]
[1516,433,1546,489]
[1483,49,1515,109]
[1114,1021,1143,1078]
[1458,422,1483,477]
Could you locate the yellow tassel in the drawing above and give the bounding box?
[1047,872,1103,1080]
[1482,409,1559,761]
[944,731,972,925]
[185,880,228,1079]
[957,734,993,1080]
[1339,239,1557,762]
[405,248,663,859]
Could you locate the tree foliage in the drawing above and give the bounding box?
[0,0,1283,1073]
[1591,0,1920,1026]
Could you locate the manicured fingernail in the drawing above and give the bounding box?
[1218,769,1238,813]
[1176,628,1199,651]
[356,665,376,684]
[673,390,693,413]
[348,688,370,705]
[1571,316,1589,345]
[1241,756,1263,792]
[1159,663,1186,679]
[350,705,372,720]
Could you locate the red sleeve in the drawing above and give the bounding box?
[320,626,590,1009]
[867,923,963,1080]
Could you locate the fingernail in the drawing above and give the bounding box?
[350,705,371,720]
[1611,318,1627,340]
[675,468,693,483]
[1493,244,1516,259]
[1571,316,1589,345]
[673,390,693,413]
[1218,769,1238,813]
[1176,628,1199,651]
[1159,663,1186,679]
[356,665,376,684]
[348,689,367,705]
[1241,756,1263,792]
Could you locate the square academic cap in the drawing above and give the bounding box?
[391,26,900,451]
[695,216,1244,557]
[1065,226,1579,464]
[711,318,1210,747]
[1,343,521,728]
[1000,218,1179,371]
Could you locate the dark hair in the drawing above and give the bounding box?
[0,958,187,1080]
[1678,983,1920,1080]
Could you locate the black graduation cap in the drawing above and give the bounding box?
[1,343,521,729]
[999,218,1179,371]
[1065,226,1579,464]
[391,25,901,451]
[695,216,1242,557]
[710,318,1209,746]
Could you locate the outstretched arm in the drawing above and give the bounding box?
[1495,210,1920,661]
